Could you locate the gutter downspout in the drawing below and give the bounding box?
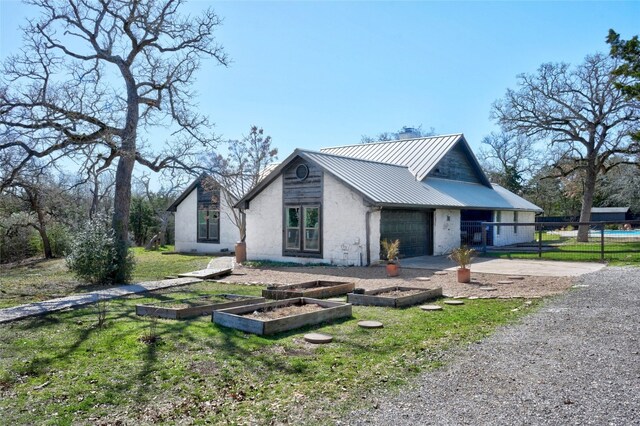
[365,210,371,266]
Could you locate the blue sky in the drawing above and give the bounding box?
[1,0,639,158]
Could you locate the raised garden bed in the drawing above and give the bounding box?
[347,286,442,308]
[135,294,265,319]
[262,280,355,300]
[213,297,352,335]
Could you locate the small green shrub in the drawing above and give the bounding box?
[66,216,135,285]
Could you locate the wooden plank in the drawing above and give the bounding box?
[347,286,442,308]
[213,297,352,336]
[263,280,355,300]
[136,295,265,320]
[177,268,232,279]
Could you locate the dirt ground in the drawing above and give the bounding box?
[219,264,576,299]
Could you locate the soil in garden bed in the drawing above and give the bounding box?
[375,289,425,297]
[243,303,324,320]
[154,295,242,309]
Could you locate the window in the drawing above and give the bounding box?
[513,211,518,234]
[496,211,501,235]
[284,205,321,255]
[197,184,220,243]
[286,207,300,249]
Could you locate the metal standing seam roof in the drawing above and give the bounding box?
[320,134,467,181]
[591,207,629,213]
[300,151,438,206]
[235,148,542,211]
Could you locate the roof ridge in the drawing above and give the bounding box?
[320,133,464,151]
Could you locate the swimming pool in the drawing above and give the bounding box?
[589,229,640,237]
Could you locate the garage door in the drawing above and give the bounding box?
[380,210,433,258]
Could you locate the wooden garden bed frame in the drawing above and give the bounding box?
[347,286,442,308]
[262,280,355,300]
[135,294,265,320]
[213,297,352,335]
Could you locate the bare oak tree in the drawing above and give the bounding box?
[204,126,277,242]
[0,0,227,280]
[492,54,640,241]
[478,131,540,194]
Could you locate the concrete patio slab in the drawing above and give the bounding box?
[400,255,606,277]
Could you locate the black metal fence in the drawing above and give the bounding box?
[460,221,640,263]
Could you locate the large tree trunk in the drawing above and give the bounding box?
[577,163,597,242]
[36,224,53,259]
[111,67,139,283]
[112,151,135,282]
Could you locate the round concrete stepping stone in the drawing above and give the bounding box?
[358,320,384,329]
[507,276,525,280]
[444,300,464,305]
[434,271,448,275]
[479,287,497,291]
[497,280,514,285]
[304,333,333,344]
[415,277,431,281]
[420,304,443,311]
[468,296,479,300]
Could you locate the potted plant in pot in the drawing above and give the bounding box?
[381,239,401,277]
[448,246,476,283]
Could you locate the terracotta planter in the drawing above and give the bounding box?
[386,263,400,277]
[457,267,471,283]
[235,241,247,263]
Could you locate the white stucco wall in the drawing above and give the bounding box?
[492,210,536,246]
[244,175,284,262]
[433,208,461,255]
[174,188,239,253]
[244,173,376,266]
[322,173,370,266]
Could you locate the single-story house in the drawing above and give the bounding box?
[234,133,542,265]
[167,176,240,253]
[590,207,630,222]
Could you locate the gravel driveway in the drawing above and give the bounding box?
[344,267,640,426]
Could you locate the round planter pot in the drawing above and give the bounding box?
[457,267,471,283]
[386,263,400,277]
[235,241,247,263]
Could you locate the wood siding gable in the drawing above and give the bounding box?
[283,157,323,205]
[426,141,486,184]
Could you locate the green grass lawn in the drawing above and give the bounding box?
[484,233,640,266]
[0,246,211,309]
[0,280,541,424]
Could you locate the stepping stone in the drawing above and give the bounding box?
[304,333,333,344]
[415,277,431,281]
[420,305,443,311]
[479,287,497,291]
[468,296,479,300]
[358,320,384,329]
[497,280,514,285]
[508,276,525,280]
[444,300,464,305]
[434,271,448,275]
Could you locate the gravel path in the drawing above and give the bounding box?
[344,267,640,426]
[222,265,575,299]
